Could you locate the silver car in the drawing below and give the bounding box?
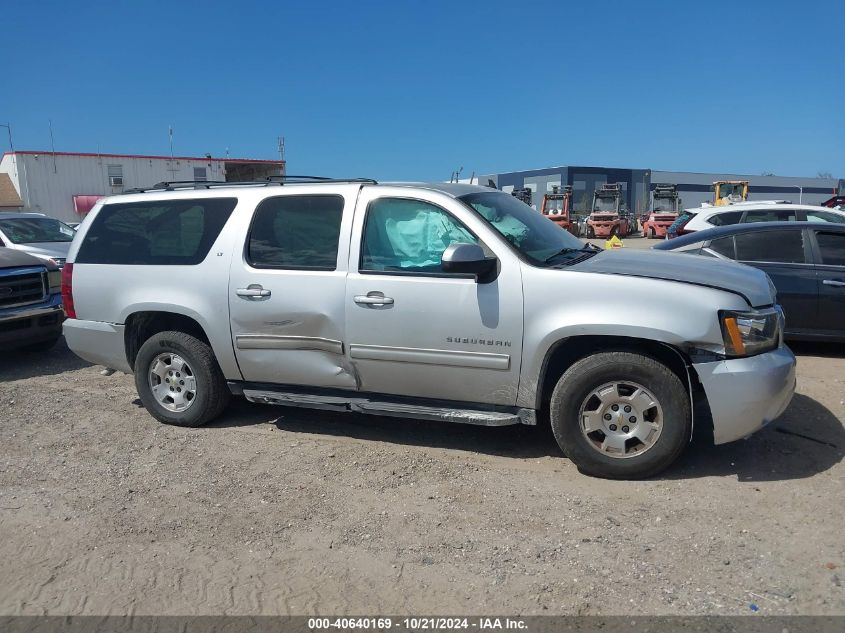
[0,212,74,268]
[62,179,796,479]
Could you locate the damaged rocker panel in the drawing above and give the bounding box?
[237,386,536,427]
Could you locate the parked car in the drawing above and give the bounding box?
[0,248,64,351]
[655,222,845,342]
[679,202,845,235]
[0,212,75,268]
[63,179,795,479]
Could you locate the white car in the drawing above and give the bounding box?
[680,202,845,235]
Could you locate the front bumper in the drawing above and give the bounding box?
[0,293,64,350]
[63,318,132,373]
[694,346,796,444]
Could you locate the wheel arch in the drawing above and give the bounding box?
[124,310,211,370]
[533,335,712,442]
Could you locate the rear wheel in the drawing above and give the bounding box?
[549,352,691,479]
[134,331,229,427]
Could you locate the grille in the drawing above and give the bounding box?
[0,269,47,309]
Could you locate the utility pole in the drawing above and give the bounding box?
[49,119,57,173]
[0,122,12,152]
[277,136,285,175]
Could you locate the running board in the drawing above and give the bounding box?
[241,388,535,427]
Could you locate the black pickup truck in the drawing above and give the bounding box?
[0,248,64,351]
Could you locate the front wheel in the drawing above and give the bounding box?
[549,352,691,479]
[134,331,230,427]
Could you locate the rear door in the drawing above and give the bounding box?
[734,228,817,332]
[344,187,524,405]
[810,230,845,335]
[228,187,358,388]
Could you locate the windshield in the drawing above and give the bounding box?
[544,197,564,214]
[718,183,744,200]
[653,198,677,213]
[459,191,586,265]
[594,197,618,212]
[0,217,76,244]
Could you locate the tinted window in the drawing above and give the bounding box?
[707,211,742,226]
[361,198,478,274]
[76,198,237,265]
[806,210,845,224]
[247,195,343,270]
[815,232,845,266]
[735,230,805,263]
[743,209,798,223]
[707,236,736,259]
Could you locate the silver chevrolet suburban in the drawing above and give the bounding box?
[62,178,796,478]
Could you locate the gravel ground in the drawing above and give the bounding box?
[0,339,843,616]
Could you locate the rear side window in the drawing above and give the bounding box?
[815,232,845,266]
[247,195,344,270]
[743,209,798,223]
[706,236,736,259]
[806,210,845,224]
[76,198,237,265]
[707,211,742,226]
[735,230,805,263]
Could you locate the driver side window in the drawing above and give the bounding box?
[360,198,478,274]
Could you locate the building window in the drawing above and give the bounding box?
[193,167,207,182]
[107,165,124,188]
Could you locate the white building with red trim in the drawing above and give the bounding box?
[0,150,285,222]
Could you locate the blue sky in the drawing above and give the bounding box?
[2,0,842,180]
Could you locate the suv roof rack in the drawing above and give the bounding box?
[122,175,378,194]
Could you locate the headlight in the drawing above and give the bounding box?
[719,307,781,357]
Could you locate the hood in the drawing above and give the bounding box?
[10,242,71,260]
[0,248,50,269]
[570,249,775,308]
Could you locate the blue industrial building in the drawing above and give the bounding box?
[477,166,843,213]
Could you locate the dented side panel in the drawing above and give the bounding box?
[227,188,362,389]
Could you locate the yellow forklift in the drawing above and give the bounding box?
[713,180,749,206]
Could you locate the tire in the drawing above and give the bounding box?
[134,331,230,427]
[649,228,656,239]
[586,226,595,238]
[549,352,690,479]
[22,336,61,352]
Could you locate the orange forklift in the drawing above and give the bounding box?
[586,183,630,238]
[642,183,681,238]
[540,185,579,236]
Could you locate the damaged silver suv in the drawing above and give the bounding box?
[63,178,796,478]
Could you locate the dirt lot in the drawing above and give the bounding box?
[1,338,843,616]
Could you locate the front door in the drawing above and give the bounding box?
[229,190,357,388]
[344,188,524,406]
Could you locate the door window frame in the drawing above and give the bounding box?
[808,229,845,268]
[244,193,346,271]
[733,227,813,266]
[357,195,483,279]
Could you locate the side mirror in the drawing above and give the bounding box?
[441,243,498,283]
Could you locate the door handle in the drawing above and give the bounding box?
[822,279,845,288]
[237,285,271,298]
[354,294,394,306]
